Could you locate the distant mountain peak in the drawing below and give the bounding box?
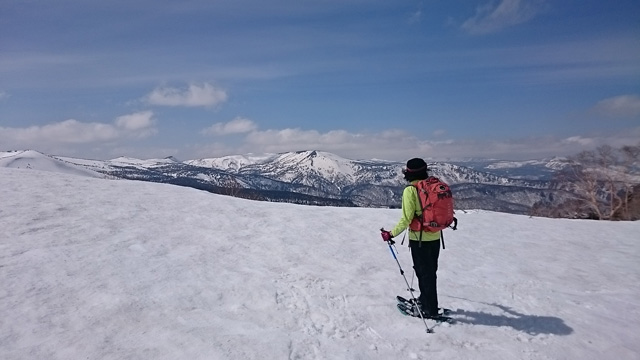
[295,150,316,155]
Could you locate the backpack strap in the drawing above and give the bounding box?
[408,182,426,245]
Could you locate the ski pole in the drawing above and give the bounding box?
[381,229,433,334]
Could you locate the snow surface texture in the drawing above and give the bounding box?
[1,167,639,360]
[0,150,104,179]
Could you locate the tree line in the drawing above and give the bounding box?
[531,143,640,220]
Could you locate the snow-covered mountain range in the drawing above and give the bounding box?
[0,149,570,213]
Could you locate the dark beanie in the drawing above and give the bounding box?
[403,158,428,181]
[406,158,427,171]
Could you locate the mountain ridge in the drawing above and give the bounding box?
[1,149,568,213]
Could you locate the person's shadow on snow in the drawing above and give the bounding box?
[451,303,573,336]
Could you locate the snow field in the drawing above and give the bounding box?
[1,167,639,359]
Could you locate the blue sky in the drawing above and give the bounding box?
[1,0,639,161]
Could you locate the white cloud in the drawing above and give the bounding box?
[222,127,421,160]
[201,117,258,136]
[0,112,158,151]
[0,91,9,100]
[461,0,544,35]
[244,128,363,151]
[145,83,228,107]
[7,119,637,163]
[1,120,120,144]
[593,94,640,117]
[562,136,595,146]
[191,124,640,162]
[115,111,155,130]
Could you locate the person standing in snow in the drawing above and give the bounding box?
[381,158,443,319]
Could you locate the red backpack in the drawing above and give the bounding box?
[409,177,457,233]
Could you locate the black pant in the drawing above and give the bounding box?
[410,239,440,316]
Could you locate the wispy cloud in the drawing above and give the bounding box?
[408,6,423,24]
[428,36,640,85]
[461,0,545,35]
[0,91,9,100]
[593,94,640,117]
[0,52,89,73]
[201,117,258,136]
[145,83,228,107]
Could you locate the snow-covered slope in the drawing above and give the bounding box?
[1,167,639,359]
[57,155,179,171]
[0,150,104,178]
[185,153,275,172]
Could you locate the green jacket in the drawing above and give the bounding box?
[391,180,441,241]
